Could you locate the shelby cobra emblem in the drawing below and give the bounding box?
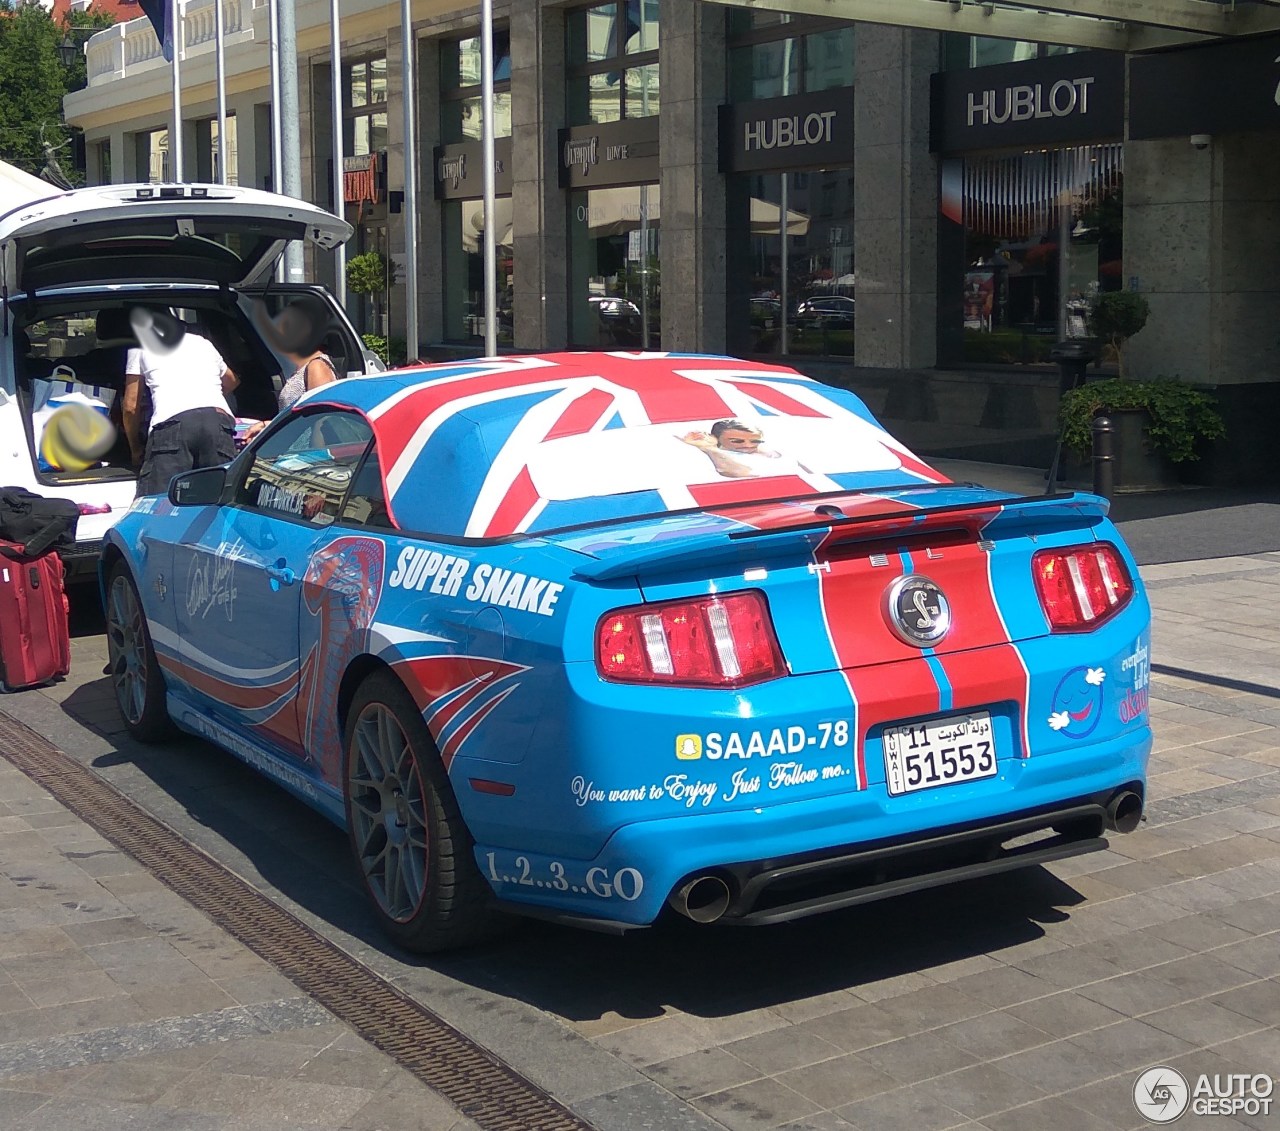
[886,575,951,647]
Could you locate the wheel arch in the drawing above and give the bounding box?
[98,541,127,607]
[336,653,428,745]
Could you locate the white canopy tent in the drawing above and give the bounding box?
[0,160,59,217]
[460,188,810,248]
[461,196,514,253]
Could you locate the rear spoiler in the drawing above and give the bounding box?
[570,492,1109,582]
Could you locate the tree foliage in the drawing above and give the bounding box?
[346,251,396,296]
[1088,290,1150,378]
[0,2,114,181]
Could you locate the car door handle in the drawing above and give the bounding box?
[263,559,297,588]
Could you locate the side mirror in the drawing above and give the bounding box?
[168,465,227,507]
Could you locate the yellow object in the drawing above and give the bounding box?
[40,402,116,472]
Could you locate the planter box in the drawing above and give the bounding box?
[1110,408,1180,492]
[1062,408,1182,493]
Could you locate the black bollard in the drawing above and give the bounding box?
[1092,413,1115,499]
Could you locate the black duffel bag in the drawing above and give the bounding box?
[0,487,81,560]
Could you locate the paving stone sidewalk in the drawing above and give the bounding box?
[0,724,476,1130]
[1,519,1278,1130]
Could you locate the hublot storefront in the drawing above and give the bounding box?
[64,1,1280,485]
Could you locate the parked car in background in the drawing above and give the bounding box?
[589,294,645,346]
[104,352,1152,953]
[0,183,371,578]
[796,295,855,330]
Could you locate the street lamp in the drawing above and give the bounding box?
[57,32,78,68]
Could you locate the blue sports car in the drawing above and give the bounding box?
[103,353,1151,952]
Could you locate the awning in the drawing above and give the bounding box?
[703,0,1280,53]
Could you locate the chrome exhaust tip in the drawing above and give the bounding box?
[1106,790,1143,834]
[669,874,732,923]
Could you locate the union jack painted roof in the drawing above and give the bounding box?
[301,352,949,539]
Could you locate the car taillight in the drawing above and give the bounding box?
[596,591,785,687]
[1033,543,1133,631]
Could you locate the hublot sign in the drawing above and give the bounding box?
[433,138,512,200]
[720,88,853,173]
[931,52,1123,153]
[966,77,1095,127]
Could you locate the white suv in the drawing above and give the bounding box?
[0,183,374,579]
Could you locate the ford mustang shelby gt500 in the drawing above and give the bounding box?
[103,352,1151,952]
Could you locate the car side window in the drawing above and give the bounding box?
[235,410,373,526]
[338,444,396,530]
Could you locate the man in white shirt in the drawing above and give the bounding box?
[123,307,240,496]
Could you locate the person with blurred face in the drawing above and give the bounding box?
[242,297,340,442]
[124,306,238,497]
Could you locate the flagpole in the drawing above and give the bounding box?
[268,0,282,194]
[401,0,419,360]
[214,0,227,183]
[330,0,346,307]
[481,0,496,358]
[170,0,183,180]
[277,0,303,280]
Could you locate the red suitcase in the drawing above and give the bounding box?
[0,543,71,691]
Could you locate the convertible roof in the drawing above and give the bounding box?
[302,352,950,540]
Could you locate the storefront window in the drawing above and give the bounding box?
[944,35,1079,69]
[943,144,1124,366]
[441,199,514,347]
[727,18,853,102]
[209,116,237,185]
[144,128,169,182]
[728,169,855,359]
[441,31,512,143]
[345,55,388,156]
[567,1,660,125]
[568,184,660,350]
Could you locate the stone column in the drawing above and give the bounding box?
[107,129,128,184]
[853,27,939,370]
[1123,133,1280,388]
[253,103,274,191]
[658,0,726,353]
[1124,131,1280,484]
[511,1,567,351]
[386,23,410,349]
[417,29,445,347]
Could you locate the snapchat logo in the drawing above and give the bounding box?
[676,734,702,760]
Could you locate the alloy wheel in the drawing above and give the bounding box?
[348,702,430,922]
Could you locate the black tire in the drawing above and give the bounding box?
[104,561,176,743]
[343,669,497,953]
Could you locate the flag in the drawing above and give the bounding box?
[138,0,174,62]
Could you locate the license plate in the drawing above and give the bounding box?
[882,711,998,796]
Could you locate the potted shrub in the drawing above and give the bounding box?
[1059,377,1226,490]
[1088,291,1149,376]
[346,251,397,336]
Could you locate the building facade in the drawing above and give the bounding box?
[64,0,1280,484]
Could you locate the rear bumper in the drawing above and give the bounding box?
[684,791,1128,926]
[479,726,1150,928]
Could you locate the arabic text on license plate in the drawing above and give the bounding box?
[883,711,997,796]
